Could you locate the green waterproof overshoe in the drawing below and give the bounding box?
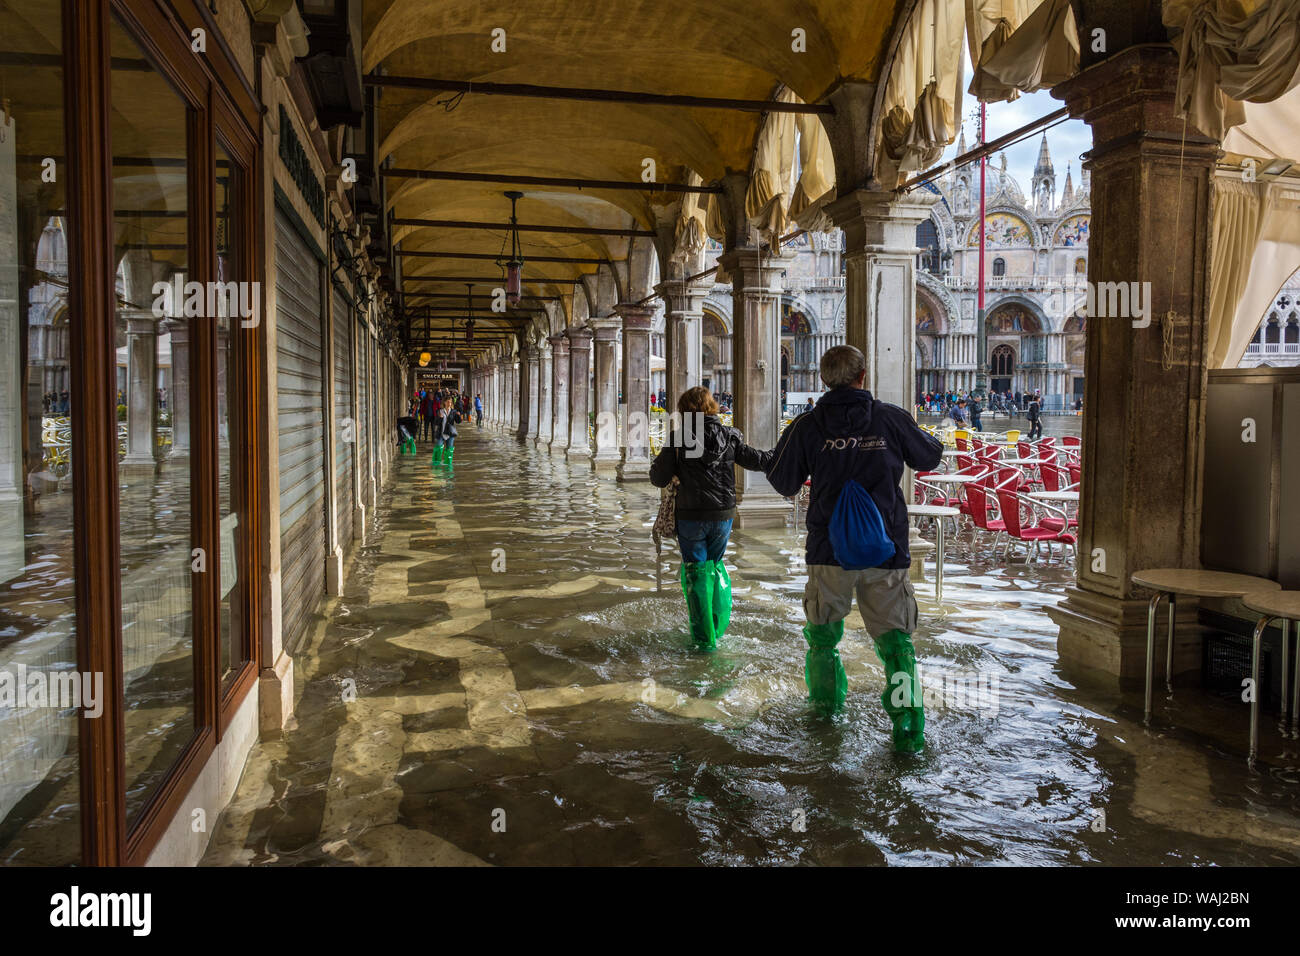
[803,620,847,714]
[445,446,455,465]
[874,629,925,753]
[679,562,718,649]
[432,445,444,465]
[710,561,732,637]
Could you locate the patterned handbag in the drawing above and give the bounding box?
[652,475,679,556]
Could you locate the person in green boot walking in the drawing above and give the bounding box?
[650,386,771,649]
[431,395,462,467]
[767,345,943,750]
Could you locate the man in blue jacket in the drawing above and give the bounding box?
[766,345,944,751]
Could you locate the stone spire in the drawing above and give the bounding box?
[1031,133,1056,215]
[1061,162,1075,207]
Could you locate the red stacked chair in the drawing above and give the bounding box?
[995,487,1076,560]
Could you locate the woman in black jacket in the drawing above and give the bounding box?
[649,386,772,649]
[431,396,462,466]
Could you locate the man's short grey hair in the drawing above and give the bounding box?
[820,345,866,388]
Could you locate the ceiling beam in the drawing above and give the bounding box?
[397,250,608,265]
[364,75,834,114]
[380,167,722,194]
[396,288,559,301]
[392,217,654,238]
[399,273,583,284]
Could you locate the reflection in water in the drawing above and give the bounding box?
[205,426,1300,867]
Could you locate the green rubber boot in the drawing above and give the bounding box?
[874,629,925,753]
[679,562,718,649]
[710,560,732,637]
[803,620,848,714]
[445,446,454,465]
[432,444,443,465]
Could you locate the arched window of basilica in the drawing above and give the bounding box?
[993,257,1006,277]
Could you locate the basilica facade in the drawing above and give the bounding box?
[650,133,1092,410]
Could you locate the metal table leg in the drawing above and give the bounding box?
[1145,591,1164,725]
[1282,618,1291,736]
[1166,592,1176,692]
[1249,615,1272,769]
[1291,619,1299,740]
[936,516,945,604]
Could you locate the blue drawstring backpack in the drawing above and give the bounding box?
[828,479,896,569]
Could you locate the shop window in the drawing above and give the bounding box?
[0,0,79,865]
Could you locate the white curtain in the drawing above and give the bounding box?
[875,0,966,184]
[745,88,798,247]
[1170,0,1300,140]
[788,112,837,232]
[969,0,1079,102]
[1215,178,1300,367]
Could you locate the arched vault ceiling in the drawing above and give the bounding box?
[364,0,898,101]
[367,0,909,325]
[379,94,735,189]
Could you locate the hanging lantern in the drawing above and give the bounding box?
[418,352,431,367]
[464,282,476,343]
[503,190,524,307]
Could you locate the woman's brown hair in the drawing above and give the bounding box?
[677,386,719,416]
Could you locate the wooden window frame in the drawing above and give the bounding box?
[64,0,263,867]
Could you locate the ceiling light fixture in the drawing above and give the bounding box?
[502,190,524,306]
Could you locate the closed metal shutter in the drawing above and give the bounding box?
[275,211,327,654]
[357,322,370,497]
[332,286,354,549]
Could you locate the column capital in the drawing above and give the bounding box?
[590,316,622,340]
[825,188,939,254]
[614,303,655,331]
[548,332,570,353]
[717,249,783,292]
[566,325,594,348]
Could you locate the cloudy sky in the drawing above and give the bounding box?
[938,48,1093,200]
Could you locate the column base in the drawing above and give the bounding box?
[591,451,621,472]
[549,438,569,454]
[352,505,367,543]
[1047,587,1203,687]
[566,444,593,461]
[258,648,296,737]
[616,456,652,482]
[908,528,935,584]
[325,546,344,596]
[733,493,792,528]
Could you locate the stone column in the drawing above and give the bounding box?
[524,343,541,442]
[565,325,593,461]
[163,317,191,455]
[503,358,514,430]
[658,277,704,404]
[826,189,939,410]
[121,311,158,467]
[549,333,570,453]
[718,250,788,524]
[827,189,940,573]
[617,303,655,481]
[536,341,554,448]
[1047,45,1219,684]
[516,343,533,440]
[590,317,621,470]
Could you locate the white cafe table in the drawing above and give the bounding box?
[1029,490,1079,503]
[907,504,960,603]
[1130,568,1281,731]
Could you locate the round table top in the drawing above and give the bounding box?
[940,449,965,457]
[1030,490,1079,501]
[1241,589,1300,619]
[1131,568,1282,598]
[926,473,980,484]
[908,504,961,518]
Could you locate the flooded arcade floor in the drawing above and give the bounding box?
[202,427,1300,866]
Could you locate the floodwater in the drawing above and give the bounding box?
[203,424,1300,866]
